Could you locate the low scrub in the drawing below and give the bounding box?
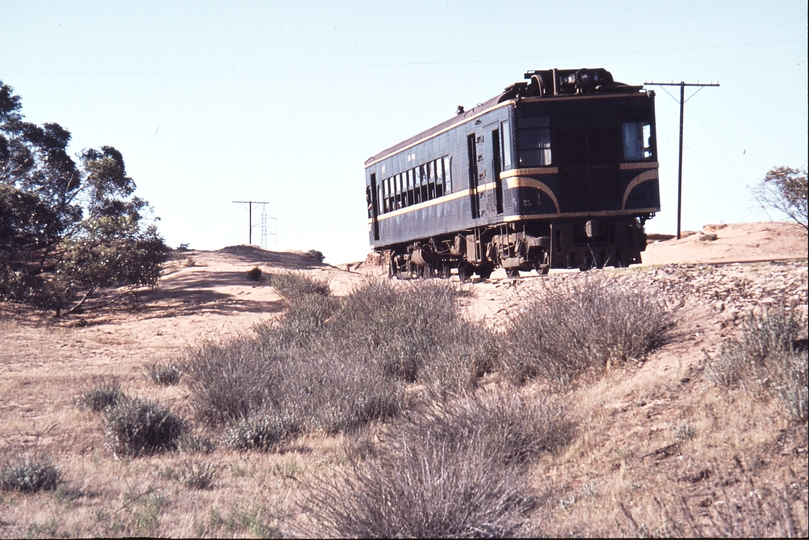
[502,275,672,386]
[401,391,576,465]
[145,361,181,386]
[0,454,62,493]
[104,397,186,457]
[706,306,808,422]
[78,377,123,412]
[270,271,331,300]
[327,279,490,391]
[308,391,571,538]
[183,278,489,446]
[224,412,301,452]
[182,336,282,425]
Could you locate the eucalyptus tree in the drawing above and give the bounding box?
[0,81,166,315]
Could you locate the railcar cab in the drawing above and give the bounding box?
[491,69,660,271]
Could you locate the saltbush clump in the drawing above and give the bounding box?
[182,336,282,426]
[0,455,62,493]
[270,271,331,300]
[78,377,123,412]
[224,413,301,452]
[104,397,186,457]
[308,391,572,538]
[183,277,491,448]
[328,279,489,391]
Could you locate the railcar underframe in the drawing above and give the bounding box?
[387,214,650,279]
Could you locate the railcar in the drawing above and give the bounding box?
[365,68,660,279]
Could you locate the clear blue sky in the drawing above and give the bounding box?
[1,0,806,263]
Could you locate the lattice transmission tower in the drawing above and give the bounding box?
[232,200,277,248]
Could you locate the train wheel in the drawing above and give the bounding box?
[506,268,520,279]
[458,263,474,282]
[439,262,451,279]
[476,265,494,280]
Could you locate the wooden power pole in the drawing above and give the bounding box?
[645,80,719,239]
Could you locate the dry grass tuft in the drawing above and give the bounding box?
[145,361,181,386]
[77,376,123,412]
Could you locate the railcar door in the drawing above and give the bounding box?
[476,125,501,218]
[369,173,380,241]
[466,134,480,219]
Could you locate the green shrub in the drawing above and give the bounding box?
[104,397,186,457]
[0,455,62,493]
[503,275,672,386]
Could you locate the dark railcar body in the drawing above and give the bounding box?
[365,68,660,278]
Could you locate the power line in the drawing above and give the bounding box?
[645,80,720,239]
[2,39,800,77]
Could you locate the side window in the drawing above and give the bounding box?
[501,120,512,169]
[435,159,444,198]
[517,116,551,167]
[622,122,654,161]
[419,165,428,203]
[427,161,436,200]
[407,169,414,206]
[443,156,452,193]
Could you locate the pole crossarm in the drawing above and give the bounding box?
[644,80,720,239]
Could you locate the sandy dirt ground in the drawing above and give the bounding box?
[0,221,806,537]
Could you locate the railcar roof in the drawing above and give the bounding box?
[364,93,505,166]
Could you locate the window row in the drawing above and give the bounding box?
[378,156,453,214]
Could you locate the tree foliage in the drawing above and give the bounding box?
[754,166,808,232]
[0,81,167,315]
